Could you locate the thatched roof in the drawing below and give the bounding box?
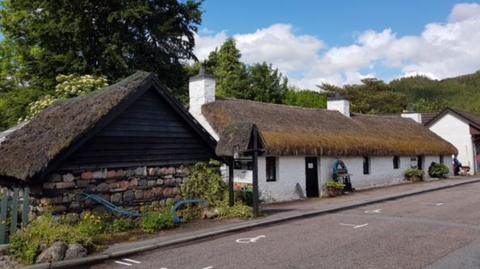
[202,98,457,157]
[215,122,265,157]
[0,71,216,181]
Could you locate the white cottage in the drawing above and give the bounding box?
[190,71,457,202]
[402,108,480,175]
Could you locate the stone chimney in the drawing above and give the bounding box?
[188,67,219,140]
[327,95,350,117]
[401,112,422,124]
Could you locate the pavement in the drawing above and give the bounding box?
[90,179,480,269]
[23,177,480,269]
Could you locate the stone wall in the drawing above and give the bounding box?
[37,165,190,214]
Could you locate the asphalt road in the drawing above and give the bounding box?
[91,182,480,269]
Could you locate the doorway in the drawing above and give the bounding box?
[305,157,319,197]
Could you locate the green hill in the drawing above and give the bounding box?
[389,71,480,115]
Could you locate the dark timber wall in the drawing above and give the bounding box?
[59,88,214,171]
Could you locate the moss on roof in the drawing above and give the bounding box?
[203,98,457,157]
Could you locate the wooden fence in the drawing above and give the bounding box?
[0,187,30,244]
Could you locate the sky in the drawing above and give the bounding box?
[194,1,480,88]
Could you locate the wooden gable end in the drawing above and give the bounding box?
[59,87,215,171]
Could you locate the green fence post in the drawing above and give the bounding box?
[10,188,19,238]
[0,188,8,244]
[22,187,30,227]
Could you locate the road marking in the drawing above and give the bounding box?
[340,223,369,229]
[202,266,214,269]
[122,258,141,264]
[434,202,445,206]
[236,235,266,244]
[114,261,132,266]
[364,209,382,214]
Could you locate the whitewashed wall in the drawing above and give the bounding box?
[429,113,474,174]
[222,154,453,203]
[257,156,307,203]
[320,156,408,191]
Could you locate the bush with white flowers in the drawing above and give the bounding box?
[20,75,108,121]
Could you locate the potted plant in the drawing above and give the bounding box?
[323,180,345,197]
[404,168,424,182]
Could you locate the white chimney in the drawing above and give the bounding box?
[327,96,350,117]
[189,67,216,115]
[401,112,422,124]
[188,68,219,140]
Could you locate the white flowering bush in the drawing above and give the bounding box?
[55,74,108,98]
[19,74,108,122]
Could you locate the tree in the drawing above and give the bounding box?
[283,88,326,109]
[209,38,248,97]
[0,0,202,91]
[320,78,408,114]
[245,62,288,103]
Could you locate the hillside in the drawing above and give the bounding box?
[390,71,480,115]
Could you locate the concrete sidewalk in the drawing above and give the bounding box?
[25,177,480,269]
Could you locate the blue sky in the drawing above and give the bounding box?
[195,1,480,88]
[201,0,460,46]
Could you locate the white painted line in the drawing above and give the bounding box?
[122,258,141,264]
[353,223,369,229]
[340,223,369,229]
[236,235,266,244]
[364,209,382,214]
[435,202,445,206]
[202,266,214,269]
[114,261,132,266]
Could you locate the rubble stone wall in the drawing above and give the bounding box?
[38,165,190,214]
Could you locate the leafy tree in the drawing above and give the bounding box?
[0,88,45,130]
[208,38,248,97]
[320,78,408,114]
[244,62,288,103]
[0,0,202,91]
[283,88,327,109]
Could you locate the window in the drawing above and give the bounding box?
[439,155,444,164]
[393,156,400,169]
[363,156,370,175]
[266,157,277,182]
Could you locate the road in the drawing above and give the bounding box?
[91,182,480,269]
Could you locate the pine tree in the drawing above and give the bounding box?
[210,38,248,97]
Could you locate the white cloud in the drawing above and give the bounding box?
[193,31,227,61]
[194,3,480,89]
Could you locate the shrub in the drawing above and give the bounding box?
[324,180,345,190]
[234,184,253,206]
[181,160,226,206]
[217,202,253,219]
[141,208,175,233]
[428,162,450,178]
[323,180,345,197]
[77,212,106,236]
[109,218,138,233]
[9,214,94,265]
[405,168,424,179]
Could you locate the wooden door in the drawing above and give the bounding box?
[305,157,319,197]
